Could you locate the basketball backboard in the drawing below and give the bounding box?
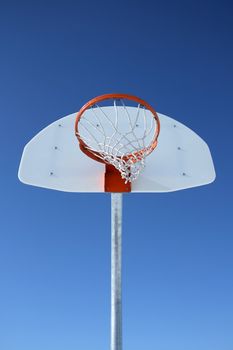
[18,107,215,192]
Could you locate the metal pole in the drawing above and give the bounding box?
[111,193,122,350]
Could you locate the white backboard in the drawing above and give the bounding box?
[18,108,215,192]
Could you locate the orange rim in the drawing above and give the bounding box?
[75,93,160,163]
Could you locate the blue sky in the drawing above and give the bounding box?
[0,1,232,349]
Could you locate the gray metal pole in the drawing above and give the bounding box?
[111,193,122,350]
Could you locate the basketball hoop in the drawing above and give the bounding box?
[75,93,160,192]
[19,92,216,350]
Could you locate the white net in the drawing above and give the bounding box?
[77,99,157,183]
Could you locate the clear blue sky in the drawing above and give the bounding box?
[0,1,232,350]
